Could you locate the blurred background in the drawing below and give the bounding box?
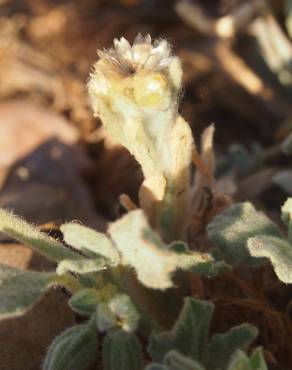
[0,0,292,369]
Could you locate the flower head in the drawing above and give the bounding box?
[96,34,173,77]
[88,34,182,113]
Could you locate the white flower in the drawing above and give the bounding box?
[96,33,173,76]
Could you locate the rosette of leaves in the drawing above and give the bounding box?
[0,206,229,370]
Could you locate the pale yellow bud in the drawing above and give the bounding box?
[133,72,172,110]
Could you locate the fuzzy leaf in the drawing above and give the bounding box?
[0,263,55,320]
[206,323,258,370]
[248,235,292,284]
[226,350,251,370]
[169,242,229,277]
[249,347,268,370]
[207,202,282,266]
[43,320,97,370]
[148,298,213,362]
[281,198,292,243]
[109,210,226,289]
[145,351,205,370]
[97,302,117,332]
[61,223,120,265]
[108,210,177,289]
[145,365,167,370]
[0,208,79,262]
[164,350,206,370]
[102,329,143,370]
[281,198,292,226]
[97,294,140,332]
[56,257,107,275]
[69,289,100,316]
[226,347,268,370]
[286,0,292,38]
[174,251,230,277]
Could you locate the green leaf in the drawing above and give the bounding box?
[169,241,230,277]
[145,365,167,370]
[281,198,292,243]
[281,198,292,226]
[69,289,100,316]
[61,222,120,265]
[0,208,79,262]
[108,210,178,289]
[164,350,206,370]
[102,329,143,370]
[206,323,258,370]
[226,350,251,370]
[97,294,140,332]
[145,351,205,370]
[97,302,117,332]
[286,0,292,38]
[43,320,97,370]
[0,263,55,320]
[174,250,230,277]
[148,298,213,362]
[56,257,107,275]
[109,210,226,289]
[207,202,282,266]
[248,235,292,284]
[249,347,268,370]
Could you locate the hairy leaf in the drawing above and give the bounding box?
[207,202,282,266]
[164,350,206,370]
[206,323,258,370]
[226,350,251,370]
[69,289,100,316]
[0,263,55,320]
[108,210,177,289]
[56,257,107,275]
[248,235,292,284]
[145,365,167,370]
[109,210,226,289]
[0,208,78,262]
[226,348,268,370]
[43,320,97,370]
[102,329,142,370]
[97,302,117,332]
[249,347,268,370]
[148,298,213,362]
[61,223,120,265]
[282,198,292,243]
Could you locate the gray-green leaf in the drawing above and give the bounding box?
[207,202,282,266]
[248,235,292,284]
[108,210,177,289]
[164,350,206,370]
[249,347,268,370]
[43,320,97,370]
[0,263,55,320]
[226,350,252,370]
[56,257,107,275]
[281,198,292,243]
[61,222,120,265]
[69,288,100,316]
[148,298,213,362]
[206,323,258,370]
[0,208,79,262]
[102,329,143,370]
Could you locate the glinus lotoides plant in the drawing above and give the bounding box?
[0,34,291,370]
